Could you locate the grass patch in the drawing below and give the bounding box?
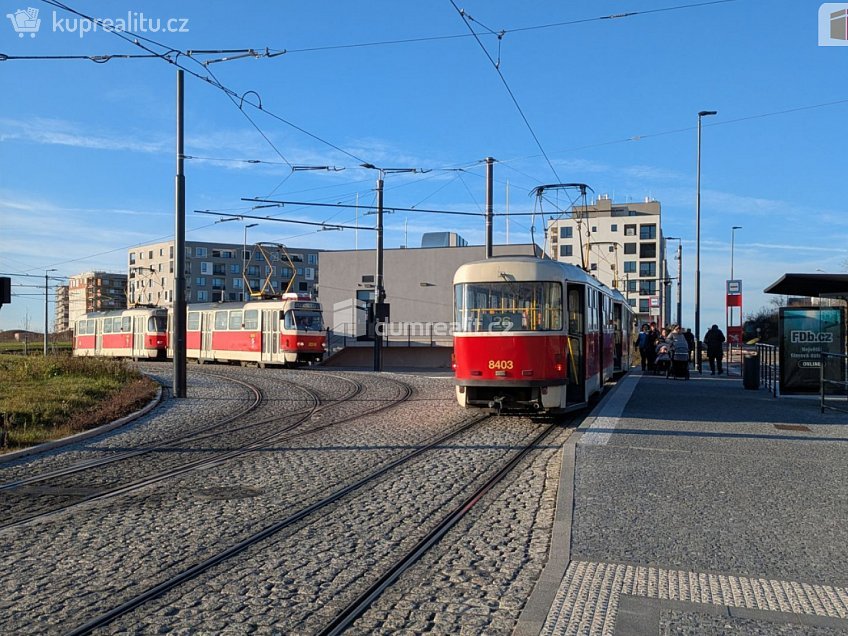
[0,355,157,453]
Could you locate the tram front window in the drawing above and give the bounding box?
[454,281,562,332]
[285,310,323,331]
[147,315,166,332]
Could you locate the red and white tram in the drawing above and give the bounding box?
[74,307,168,360]
[453,256,634,413]
[73,294,326,367]
[182,294,325,366]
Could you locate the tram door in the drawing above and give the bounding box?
[133,315,145,358]
[566,284,586,404]
[261,309,279,363]
[201,312,214,360]
[612,303,623,371]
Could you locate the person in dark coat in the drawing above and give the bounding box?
[645,322,659,372]
[636,323,650,371]
[683,328,695,367]
[704,324,726,375]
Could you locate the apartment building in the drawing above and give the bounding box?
[127,240,320,306]
[54,284,69,333]
[66,272,128,328]
[546,196,670,326]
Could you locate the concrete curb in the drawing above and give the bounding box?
[0,384,165,464]
[513,371,642,636]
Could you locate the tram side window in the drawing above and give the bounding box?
[228,310,243,330]
[214,310,229,330]
[283,310,296,330]
[122,317,131,332]
[104,318,113,334]
[187,312,200,331]
[455,281,562,332]
[243,310,259,330]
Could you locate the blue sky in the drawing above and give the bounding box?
[1,0,846,333]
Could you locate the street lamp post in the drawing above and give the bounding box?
[666,237,683,327]
[730,225,742,280]
[44,268,57,355]
[243,223,258,301]
[695,109,717,374]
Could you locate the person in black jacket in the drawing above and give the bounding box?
[683,328,696,367]
[704,324,726,375]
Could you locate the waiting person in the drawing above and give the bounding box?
[667,325,688,357]
[636,323,650,371]
[683,328,696,366]
[645,322,659,372]
[704,324,726,375]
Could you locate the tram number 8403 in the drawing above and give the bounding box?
[488,360,514,370]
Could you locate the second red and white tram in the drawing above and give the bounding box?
[453,256,634,413]
[182,294,325,366]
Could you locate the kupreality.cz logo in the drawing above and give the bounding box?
[819,3,848,46]
[6,6,190,39]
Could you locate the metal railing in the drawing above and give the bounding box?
[755,343,779,397]
[820,351,848,414]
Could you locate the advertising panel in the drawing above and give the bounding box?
[779,307,844,393]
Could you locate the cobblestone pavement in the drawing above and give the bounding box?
[105,416,564,634]
[2,367,528,634]
[543,372,848,635]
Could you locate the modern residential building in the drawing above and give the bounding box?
[546,196,670,326]
[67,272,128,328]
[127,240,320,306]
[54,284,69,333]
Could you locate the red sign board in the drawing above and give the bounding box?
[726,294,742,307]
[727,326,743,344]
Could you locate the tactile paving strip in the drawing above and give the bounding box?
[541,561,848,636]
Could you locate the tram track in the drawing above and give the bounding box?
[0,370,411,532]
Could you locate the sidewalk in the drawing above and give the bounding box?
[528,369,848,635]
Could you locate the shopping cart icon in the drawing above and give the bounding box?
[6,7,41,38]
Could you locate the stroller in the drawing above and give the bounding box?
[654,342,671,375]
[667,344,690,380]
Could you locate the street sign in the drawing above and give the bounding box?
[727,279,742,294]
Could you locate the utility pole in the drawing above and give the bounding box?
[374,174,385,372]
[485,157,494,258]
[173,70,187,398]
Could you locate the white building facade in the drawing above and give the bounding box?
[546,196,671,327]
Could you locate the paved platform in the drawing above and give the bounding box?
[522,369,848,635]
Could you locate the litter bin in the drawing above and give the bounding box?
[742,353,760,390]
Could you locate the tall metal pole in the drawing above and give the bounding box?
[485,157,494,258]
[173,70,187,398]
[374,175,385,372]
[676,242,683,327]
[694,110,716,374]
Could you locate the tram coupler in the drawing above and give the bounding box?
[488,396,505,414]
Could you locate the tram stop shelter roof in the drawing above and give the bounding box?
[764,273,848,299]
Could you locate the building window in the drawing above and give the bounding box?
[591,226,597,233]
[627,280,638,292]
[195,277,206,286]
[197,290,208,302]
[623,261,636,274]
[624,243,637,255]
[559,245,573,257]
[559,226,573,239]
[129,252,136,264]
[611,224,618,232]
[195,247,207,257]
[297,267,304,276]
[640,224,657,240]
[639,262,656,277]
[639,243,656,259]
[200,261,212,275]
[279,267,292,278]
[624,224,637,237]
[305,267,315,280]
[307,253,317,265]
[247,265,260,276]
[212,278,224,289]
[590,263,597,271]
[148,250,153,259]
[639,280,657,295]
[628,298,637,307]
[230,264,240,274]
[639,299,650,313]
[169,246,174,258]
[298,282,308,292]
